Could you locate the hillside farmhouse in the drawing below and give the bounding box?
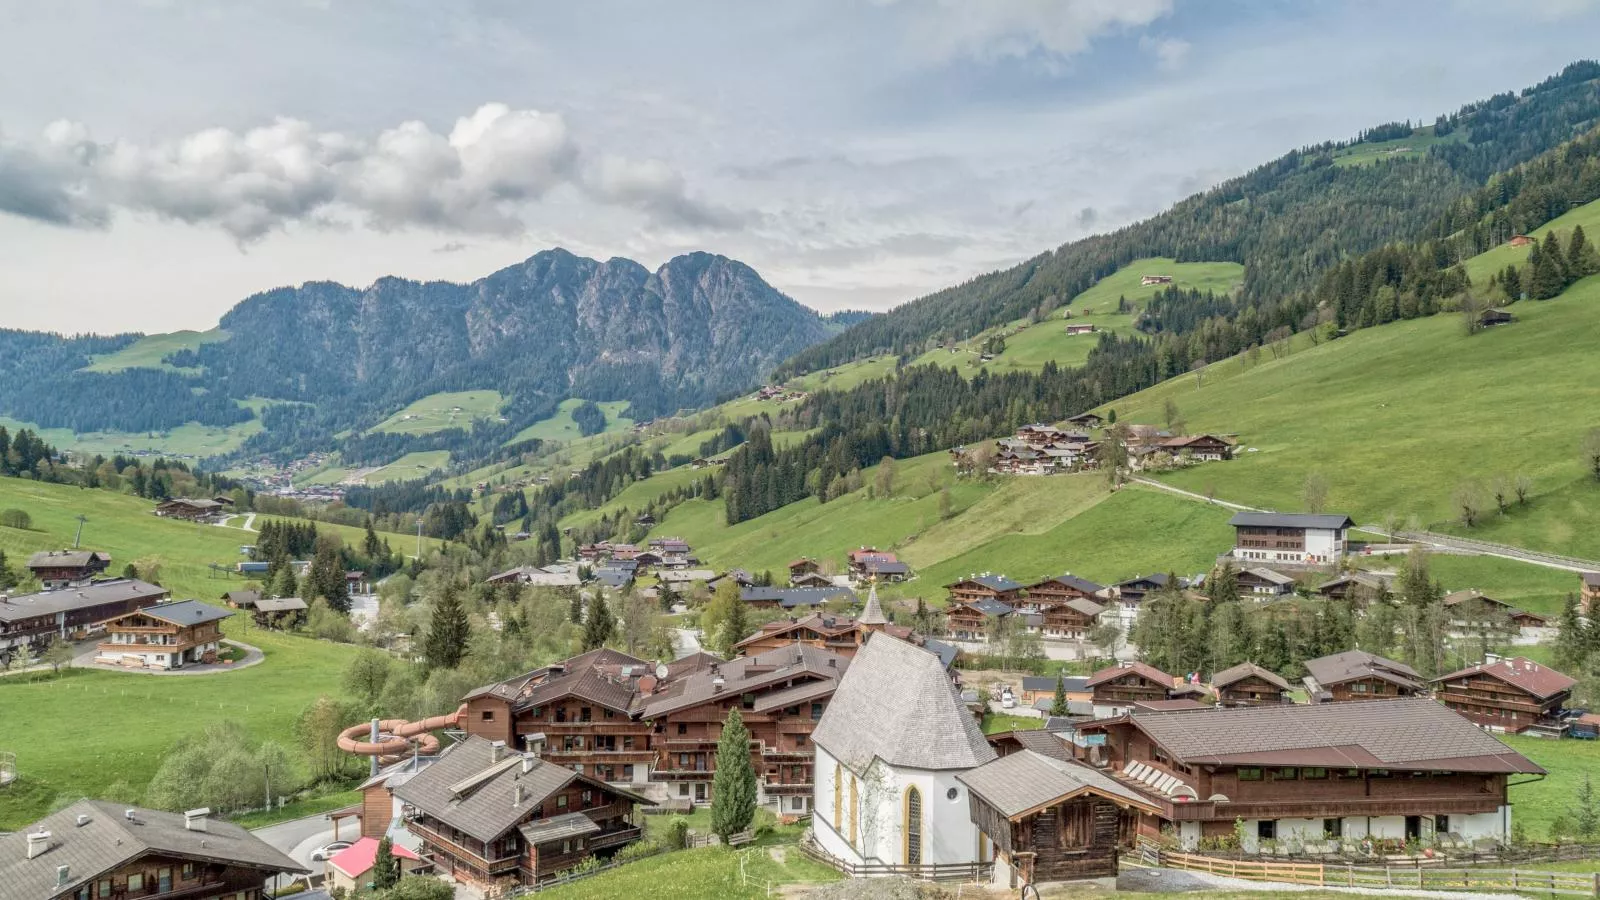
[1302,650,1425,702]
[1229,512,1353,566]
[26,549,111,588]
[0,578,169,659]
[1431,656,1577,734]
[95,599,231,670]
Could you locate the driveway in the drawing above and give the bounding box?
[673,627,703,658]
[253,811,353,890]
[78,640,264,676]
[349,593,379,631]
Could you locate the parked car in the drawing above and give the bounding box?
[1000,689,1016,710]
[310,841,353,862]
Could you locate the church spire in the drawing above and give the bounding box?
[859,580,888,628]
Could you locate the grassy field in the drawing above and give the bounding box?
[370,390,505,435]
[510,399,635,444]
[535,843,839,900]
[82,329,230,374]
[1354,551,1579,617]
[1329,126,1464,168]
[902,258,1244,377]
[1463,195,1600,284]
[303,450,454,486]
[0,415,265,460]
[1502,735,1600,841]
[786,355,898,393]
[1105,273,1600,561]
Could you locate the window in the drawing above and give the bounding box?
[1257,820,1276,841]
[555,707,568,723]
[742,693,756,710]
[561,839,572,854]
[1273,767,1298,780]
[623,764,634,780]
[580,707,592,722]
[557,795,568,808]
[582,789,593,806]
[849,776,859,848]
[158,868,172,892]
[679,753,690,767]
[481,710,495,722]
[98,880,111,898]
[1351,683,1369,694]
[833,762,843,826]
[180,864,195,881]
[1302,767,1329,780]
[1324,818,1341,838]
[75,887,89,900]
[904,786,923,865]
[1435,815,1450,834]
[127,874,144,892]
[811,702,825,719]
[796,734,808,747]
[1237,767,1263,781]
[677,723,688,735]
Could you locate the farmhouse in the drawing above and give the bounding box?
[1302,650,1424,702]
[0,800,307,900]
[1229,512,1353,566]
[252,596,308,629]
[1076,698,1541,851]
[945,597,1016,641]
[1209,662,1292,707]
[485,565,582,588]
[1441,590,1549,632]
[848,548,909,582]
[393,735,649,889]
[1315,572,1390,603]
[1065,412,1104,429]
[1160,434,1234,462]
[1110,573,1184,613]
[1064,323,1098,336]
[152,498,225,521]
[736,613,888,658]
[1235,567,1297,597]
[960,750,1161,888]
[788,558,822,585]
[221,589,261,609]
[742,585,857,611]
[1582,571,1600,614]
[26,549,112,588]
[0,578,169,659]
[95,599,231,670]
[1431,656,1577,734]
[1085,661,1178,715]
[813,634,997,869]
[1477,308,1515,328]
[945,574,1024,606]
[1140,275,1174,285]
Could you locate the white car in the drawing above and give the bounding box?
[999,690,1016,710]
[310,841,352,862]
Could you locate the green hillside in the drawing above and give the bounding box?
[1463,196,1600,284]
[371,390,506,435]
[1106,270,1600,564]
[82,329,230,374]
[510,398,635,444]
[1330,126,1464,168]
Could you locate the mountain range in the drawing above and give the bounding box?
[0,250,859,461]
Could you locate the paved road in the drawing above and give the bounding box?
[1127,476,1262,511]
[673,627,703,659]
[254,812,346,890]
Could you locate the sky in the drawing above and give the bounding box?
[2,1,1599,334]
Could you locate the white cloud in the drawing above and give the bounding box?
[1140,35,1190,71]
[0,103,737,242]
[886,0,1176,64]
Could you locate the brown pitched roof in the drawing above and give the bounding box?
[1433,657,1577,701]
[1086,661,1175,689]
[957,750,1162,819]
[1116,697,1542,773]
[641,644,848,718]
[1303,649,1423,691]
[1210,662,1292,692]
[988,728,1075,762]
[1133,699,1211,712]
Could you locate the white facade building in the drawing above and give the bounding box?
[812,634,997,869]
[1229,512,1354,566]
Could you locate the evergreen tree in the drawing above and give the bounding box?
[363,519,383,562]
[583,595,616,650]
[710,709,757,839]
[269,561,298,600]
[716,597,749,656]
[1574,773,1599,841]
[1554,594,1591,672]
[1050,675,1069,717]
[307,543,350,613]
[569,592,584,624]
[1569,225,1600,277]
[1530,235,1568,298]
[423,585,471,670]
[372,835,401,890]
[1206,563,1240,604]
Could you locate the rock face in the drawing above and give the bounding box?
[193,248,834,420]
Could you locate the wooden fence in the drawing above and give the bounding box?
[1138,843,1600,897]
[798,840,993,883]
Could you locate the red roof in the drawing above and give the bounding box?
[329,837,419,877]
[1433,657,1577,701]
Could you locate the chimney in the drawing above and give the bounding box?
[490,740,506,763]
[522,755,539,774]
[75,815,89,828]
[514,785,526,806]
[123,809,138,824]
[183,808,210,832]
[57,865,71,888]
[27,831,50,860]
[712,675,725,694]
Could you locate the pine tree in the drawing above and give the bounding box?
[423,585,471,670]
[1050,675,1069,717]
[710,708,758,839]
[1573,773,1599,840]
[363,519,383,562]
[569,592,584,624]
[1569,225,1600,277]
[1530,235,1568,299]
[269,560,298,599]
[372,835,401,890]
[583,595,616,650]
[716,597,749,656]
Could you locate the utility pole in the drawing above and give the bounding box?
[416,518,423,559]
[264,761,271,813]
[73,515,88,549]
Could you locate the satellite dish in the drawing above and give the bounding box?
[654,662,669,680]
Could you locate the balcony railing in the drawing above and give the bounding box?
[1163,795,1500,821]
[652,770,712,781]
[407,819,521,873]
[764,783,813,796]
[587,825,643,851]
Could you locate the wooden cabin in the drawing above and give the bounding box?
[94,599,231,670]
[1431,656,1576,734]
[1209,662,1292,706]
[25,549,111,588]
[1302,650,1424,702]
[945,574,1024,606]
[1086,662,1176,711]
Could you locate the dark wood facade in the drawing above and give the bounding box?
[63,852,280,900]
[945,578,1023,606]
[1087,664,1174,706]
[1216,674,1291,706]
[973,795,1123,885]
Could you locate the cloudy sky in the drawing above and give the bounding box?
[2,1,1598,334]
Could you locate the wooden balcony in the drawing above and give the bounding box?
[407,819,522,875]
[764,783,813,796]
[761,749,813,762]
[542,749,656,764]
[653,770,712,781]
[587,824,643,851]
[1163,795,1501,822]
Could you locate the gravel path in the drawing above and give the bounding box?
[1116,866,1525,899]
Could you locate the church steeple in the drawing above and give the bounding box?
[859,580,888,629]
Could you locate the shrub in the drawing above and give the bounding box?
[0,509,32,530]
[664,816,690,850]
[615,839,660,863]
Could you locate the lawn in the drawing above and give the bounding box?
[1355,552,1580,617]
[370,390,505,436]
[1329,126,1464,169]
[1106,273,1600,560]
[510,399,635,444]
[1464,195,1600,284]
[534,844,839,900]
[1502,735,1600,842]
[786,355,899,393]
[82,329,231,374]
[0,414,264,460]
[982,713,1044,734]
[303,450,453,486]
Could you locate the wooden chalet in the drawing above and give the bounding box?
[734,612,898,658]
[959,751,1161,887]
[1315,572,1390,603]
[1064,412,1104,430]
[787,558,822,585]
[1236,566,1296,597]
[1442,590,1549,631]
[1209,662,1292,706]
[0,578,169,661]
[1160,434,1234,462]
[152,498,224,521]
[95,599,231,670]
[221,589,261,609]
[1431,656,1577,734]
[1110,573,1182,611]
[393,736,649,889]
[741,585,855,611]
[945,597,1016,641]
[1085,662,1177,712]
[1077,698,1543,850]
[1582,572,1600,614]
[1064,323,1098,336]
[0,801,307,900]
[1023,573,1104,607]
[1302,650,1424,702]
[25,549,111,588]
[945,574,1024,606]
[1477,308,1515,328]
[1020,675,1091,707]
[251,596,308,628]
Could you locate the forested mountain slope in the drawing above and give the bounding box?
[779,61,1600,373]
[0,250,841,462]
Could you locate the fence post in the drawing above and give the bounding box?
[1591,871,1598,898]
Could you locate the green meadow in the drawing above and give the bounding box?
[1463,195,1600,283]
[82,329,231,374]
[510,399,635,444]
[370,390,506,435]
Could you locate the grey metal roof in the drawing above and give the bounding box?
[26,550,109,569]
[0,579,169,624]
[965,597,1014,617]
[1123,697,1543,773]
[922,637,958,671]
[1031,574,1104,595]
[518,812,601,846]
[1228,512,1354,530]
[0,800,307,899]
[253,597,308,612]
[741,586,856,608]
[393,736,609,844]
[957,750,1160,818]
[1303,649,1423,691]
[813,634,995,774]
[641,643,847,718]
[1021,675,1089,693]
[991,729,1075,762]
[1210,662,1292,692]
[1242,567,1297,586]
[123,599,234,628]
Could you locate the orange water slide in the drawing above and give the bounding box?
[337,704,466,758]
